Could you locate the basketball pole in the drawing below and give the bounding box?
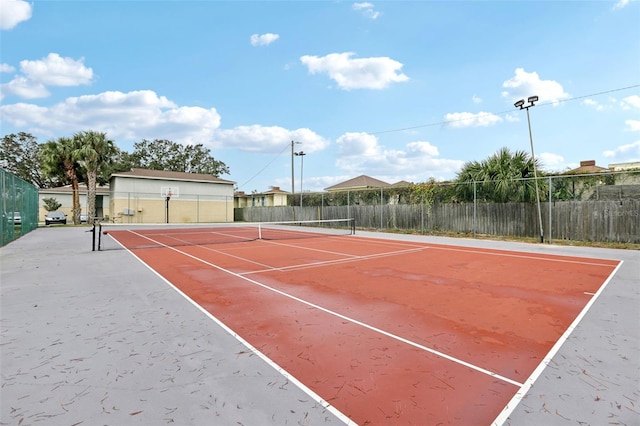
[165,193,171,223]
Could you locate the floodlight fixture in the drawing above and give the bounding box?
[514,99,525,109]
[527,95,539,105]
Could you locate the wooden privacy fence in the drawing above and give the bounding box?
[235,199,639,244]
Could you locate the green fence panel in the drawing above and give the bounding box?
[1,169,39,246]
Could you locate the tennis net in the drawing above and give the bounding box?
[94,218,356,251]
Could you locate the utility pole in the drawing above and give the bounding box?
[291,140,300,204]
[514,96,544,243]
[295,151,306,206]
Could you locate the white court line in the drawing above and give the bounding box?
[491,260,624,426]
[173,234,426,273]
[241,246,429,275]
[124,230,525,389]
[259,238,365,258]
[426,245,618,267]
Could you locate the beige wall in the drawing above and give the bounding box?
[110,197,233,223]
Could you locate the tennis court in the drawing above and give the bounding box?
[95,220,622,425]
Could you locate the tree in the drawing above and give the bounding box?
[101,146,135,183]
[455,147,546,203]
[0,133,53,187]
[74,131,116,224]
[42,197,62,212]
[129,139,230,176]
[40,137,83,224]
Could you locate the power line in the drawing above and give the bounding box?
[238,142,290,190]
[369,84,640,135]
[236,84,639,190]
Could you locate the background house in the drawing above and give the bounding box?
[109,168,235,223]
[234,186,289,208]
[38,184,110,222]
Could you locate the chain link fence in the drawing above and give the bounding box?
[237,171,640,244]
[1,169,39,246]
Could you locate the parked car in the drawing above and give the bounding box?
[12,212,21,225]
[45,211,67,225]
[80,213,88,223]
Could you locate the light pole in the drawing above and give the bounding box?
[291,140,301,204]
[514,95,544,243]
[295,151,306,206]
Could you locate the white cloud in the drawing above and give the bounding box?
[444,111,503,128]
[538,152,566,171]
[625,119,640,132]
[250,33,279,47]
[335,132,463,178]
[214,125,329,153]
[20,53,93,86]
[582,98,611,111]
[613,0,638,10]
[621,95,640,109]
[352,2,380,19]
[0,53,94,100]
[603,140,640,159]
[0,90,222,144]
[472,94,482,104]
[0,63,15,72]
[0,0,32,30]
[504,113,519,123]
[502,68,569,105]
[1,76,49,99]
[300,52,408,90]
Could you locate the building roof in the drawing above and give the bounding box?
[391,180,413,187]
[39,184,110,195]
[110,168,235,184]
[261,186,289,195]
[325,175,390,191]
[608,161,640,171]
[565,160,608,175]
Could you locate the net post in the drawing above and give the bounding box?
[258,222,263,240]
[98,223,103,251]
[91,224,96,251]
[351,218,356,235]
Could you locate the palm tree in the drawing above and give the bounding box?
[74,131,116,225]
[456,147,545,202]
[40,137,82,223]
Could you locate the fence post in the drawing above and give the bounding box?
[380,188,383,230]
[473,181,477,238]
[548,176,552,244]
[421,193,425,235]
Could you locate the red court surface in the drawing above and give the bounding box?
[106,230,620,425]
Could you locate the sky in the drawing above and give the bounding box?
[1,0,639,194]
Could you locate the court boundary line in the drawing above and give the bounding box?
[416,244,617,267]
[169,235,427,274]
[491,260,624,425]
[118,239,358,426]
[240,246,429,275]
[124,230,525,388]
